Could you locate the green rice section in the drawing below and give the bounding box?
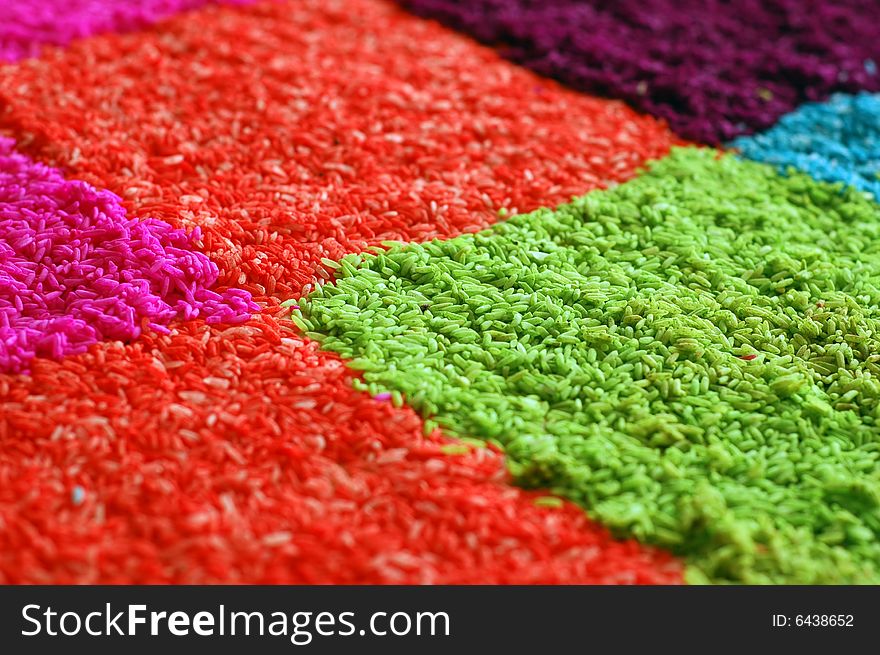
[296,147,880,584]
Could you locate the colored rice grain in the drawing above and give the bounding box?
[0,0,251,62]
[399,0,880,144]
[733,93,880,200]
[0,0,682,303]
[0,312,681,584]
[0,0,685,583]
[0,137,254,373]
[299,147,880,584]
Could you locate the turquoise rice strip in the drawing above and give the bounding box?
[732,92,880,200]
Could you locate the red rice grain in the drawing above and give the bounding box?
[0,312,682,583]
[0,0,683,303]
[0,0,686,583]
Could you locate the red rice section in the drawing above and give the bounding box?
[0,312,681,583]
[0,0,682,301]
[0,0,685,583]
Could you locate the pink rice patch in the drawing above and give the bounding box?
[0,137,256,373]
[0,0,254,62]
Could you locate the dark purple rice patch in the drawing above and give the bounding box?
[399,0,880,144]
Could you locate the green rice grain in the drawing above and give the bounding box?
[298,147,880,584]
